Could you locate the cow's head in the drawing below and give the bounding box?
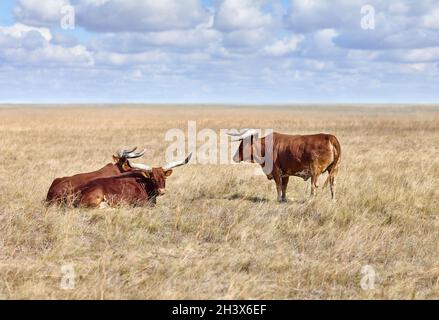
[128,153,192,196]
[112,147,146,170]
[227,129,260,163]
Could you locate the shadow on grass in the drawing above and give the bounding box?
[189,192,314,204]
[226,193,270,203]
[189,192,271,203]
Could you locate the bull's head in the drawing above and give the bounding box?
[227,129,260,163]
[127,153,192,196]
[113,147,146,170]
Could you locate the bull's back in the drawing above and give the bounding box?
[46,164,118,204]
[46,176,75,203]
[46,175,86,203]
[273,133,339,174]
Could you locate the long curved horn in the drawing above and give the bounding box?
[127,160,152,171]
[229,129,259,141]
[114,147,146,159]
[239,129,258,139]
[226,128,250,137]
[126,148,146,159]
[163,153,192,170]
[114,147,136,158]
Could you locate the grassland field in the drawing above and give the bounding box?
[0,104,438,299]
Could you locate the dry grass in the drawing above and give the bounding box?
[0,104,438,299]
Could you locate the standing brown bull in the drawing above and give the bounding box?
[46,147,145,205]
[76,154,192,208]
[228,129,341,202]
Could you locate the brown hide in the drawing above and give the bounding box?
[234,132,341,201]
[76,168,172,208]
[46,162,129,205]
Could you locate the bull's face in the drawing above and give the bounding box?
[233,140,248,163]
[129,153,191,196]
[233,137,258,163]
[145,168,173,196]
[228,129,260,163]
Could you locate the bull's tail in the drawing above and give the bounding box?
[323,135,341,189]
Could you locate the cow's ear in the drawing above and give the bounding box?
[141,171,151,179]
[122,162,130,171]
[164,169,173,177]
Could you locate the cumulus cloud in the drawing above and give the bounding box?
[214,0,273,31]
[212,0,275,52]
[263,35,304,56]
[423,7,439,29]
[0,22,52,41]
[14,0,210,32]
[0,23,92,66]
[75,0,209,32]
[4,0,439,103]
[222,28,269,50]
[383,47,439,63]
[89,23,222,53]
[14,0,70,27]
[284,0,360,33]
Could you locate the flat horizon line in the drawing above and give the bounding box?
[1,102,439,107]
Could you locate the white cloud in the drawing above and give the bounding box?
[214,0,272,31]
[222,28,268,50]
[14,0,209,32]
[4,0,439,103]
[76,0,209,32]
[89,24,222,53]
[284,0,358,32]
[14,0,70,27]
[423,7,439,29]
[399,63,434,74]
[94,50,167,66]
[391,47,439,62]
[0,23,92,66]
[264,35,304,56]
[0,23,52,41]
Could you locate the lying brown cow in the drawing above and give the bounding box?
[76,154,192,208]
[46,147,145,205]
[228,129,341,202]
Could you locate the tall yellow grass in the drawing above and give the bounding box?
[0,105,438,299]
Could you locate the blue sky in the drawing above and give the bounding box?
[1,0,439,103]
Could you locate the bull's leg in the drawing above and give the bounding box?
[310,168,322,198]
[310,176,316,197]
[281,176,289,202]
[80,191,104,209]
[273,174,283,202]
